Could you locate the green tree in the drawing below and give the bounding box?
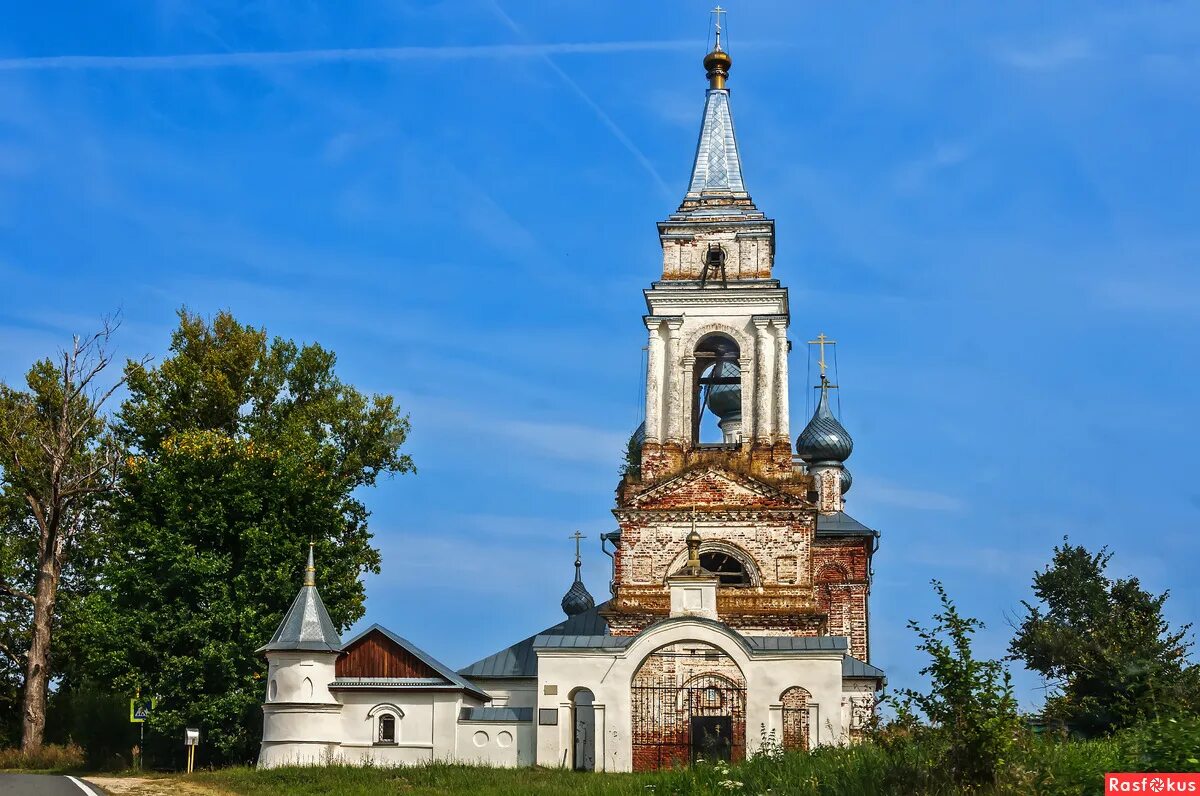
[76,309,413,764]
[892,581,1022,790]
[0,323,129,753]
[1009,539,1199,737]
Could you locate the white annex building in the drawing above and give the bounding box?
[258,25,886,773]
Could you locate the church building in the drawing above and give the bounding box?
[257,22,885,773]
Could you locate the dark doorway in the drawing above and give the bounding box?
[690,715,733,763]
[572,688,596,771]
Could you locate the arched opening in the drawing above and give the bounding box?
[631,640,746,771]
[570,688,596,771]
[699,551,749,586]
[377,713,397,745]
[665,541,759,588]
[692,334,741,445]
[367,704,404,746]
[780,687,813,751]
[267,679,278,701]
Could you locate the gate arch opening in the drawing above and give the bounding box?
[630,640,746,771]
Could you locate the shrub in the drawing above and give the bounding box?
[892,581,1025,790]
[1121,715,1200,773]
[0,742,86,771]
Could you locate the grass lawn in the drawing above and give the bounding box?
[192,763,668,795]
[178,738,1121,796]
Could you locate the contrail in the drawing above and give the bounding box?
[487,2,674,199]
[0,40,692,72]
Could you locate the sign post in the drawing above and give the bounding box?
[129,692,156,771]
[184,728,200,774]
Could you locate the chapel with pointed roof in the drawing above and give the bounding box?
[257,18,885,773]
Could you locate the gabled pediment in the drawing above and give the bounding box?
[629,464,808,509]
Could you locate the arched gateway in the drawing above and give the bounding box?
[630,641,746,771]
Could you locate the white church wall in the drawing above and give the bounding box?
[333,690,466,766]
[474,679,537,708]
[455,720,534,767]
[534,619,845,772]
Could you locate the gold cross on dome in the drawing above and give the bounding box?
[711,6,726,48]
[569,530,585,561]
[807,332,837,379]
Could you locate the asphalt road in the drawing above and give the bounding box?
[0,774,102,796]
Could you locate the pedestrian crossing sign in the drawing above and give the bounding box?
[130,696,156,723]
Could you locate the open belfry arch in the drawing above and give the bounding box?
[258,9,885,773]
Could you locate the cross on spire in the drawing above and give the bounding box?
[808,332,838,384]
[711,6,726,50]
[569,530,585,564]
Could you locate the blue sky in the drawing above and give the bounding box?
[1,2,1197,709]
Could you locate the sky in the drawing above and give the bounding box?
[1,2,1198,710]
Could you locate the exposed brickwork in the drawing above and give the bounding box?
[781,686,812,751]
[658,224,774,282]
[609,456,875,660]
[814,539,873,661]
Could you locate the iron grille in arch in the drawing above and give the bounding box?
[631,674,746,771]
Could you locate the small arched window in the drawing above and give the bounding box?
[377,713,397,745]
[268,679,278,701]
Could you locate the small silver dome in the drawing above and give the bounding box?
[705,360,742,421]
[840,466,852,495]
[796,379,853,464]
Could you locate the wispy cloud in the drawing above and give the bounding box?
[0,40,692,72]
[854,478,966,512]
[996,37,1093,71]
[892,141,972,194]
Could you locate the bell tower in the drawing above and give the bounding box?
[606,19,877,662]
[639,18,792,484]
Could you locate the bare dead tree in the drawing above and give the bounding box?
[0,317,142,753]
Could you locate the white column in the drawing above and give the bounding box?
[773,319,790,443]
[644,318,664,443]
[753,318,774,441]
[664,318,685,444]
[680,354,696,445]
[738,353,754,446]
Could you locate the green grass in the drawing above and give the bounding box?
[189,737,1127,796]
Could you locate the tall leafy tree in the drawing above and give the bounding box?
[0,322,129,753]
[1009,539,1198,736]
[78,309,413,764]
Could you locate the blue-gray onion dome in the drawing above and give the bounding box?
[561,575,595,616]
[796,382,853,464]
[840,466,852,495]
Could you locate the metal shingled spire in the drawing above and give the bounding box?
[257,544,342,654]
[681,10,753,212]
